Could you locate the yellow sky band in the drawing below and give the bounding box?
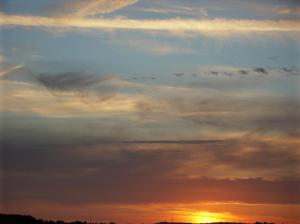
[1,13,300,32]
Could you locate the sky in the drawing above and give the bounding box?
[0,0,300,223]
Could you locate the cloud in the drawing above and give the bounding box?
[244,1,300,16]
[192,65,299,77]
[1,65,300,137]
[1,74,159,117]
[1,110,299,183]
[171,96,300,136]
[135,2,208,17]
[253,67,268,74]
[2,135,300,205]
[36,72,112,92]
[0,67,121,104]
[281,67,299,75]
[238,70,248,75]
[1,79,299,205]
[184,135,300,180]
[0,64,24,77]
[0,54,5,64]
[1,13,299,33]
[131,76,156,81]
[109,33,194,55]
[274,6,300,15]
[97,139,230,145]
[58,0,139,18]
[173,72,185,77]
[4,173,299,205]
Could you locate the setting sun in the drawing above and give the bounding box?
[190,211,231,223]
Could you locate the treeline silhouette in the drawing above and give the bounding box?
[0,214,276,224]
[0,214,115,224]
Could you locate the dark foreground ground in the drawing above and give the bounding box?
[0,214,275,224]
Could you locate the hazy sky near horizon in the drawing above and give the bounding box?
[0,0,300,223]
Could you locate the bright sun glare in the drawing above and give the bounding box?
[190,211,228,223]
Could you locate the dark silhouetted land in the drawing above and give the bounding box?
[0,214,276,224]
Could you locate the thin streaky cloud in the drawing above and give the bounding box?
[60,0,139,17]
[1,13,300,33]
[134,5,207,17]
[90,139,232,145]
[237,1,300,16]
[0,64,24,77]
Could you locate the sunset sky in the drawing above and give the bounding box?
[0,0,300,223]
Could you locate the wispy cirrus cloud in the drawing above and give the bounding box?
[1,13,299,33]
[134,2,208,17]
[110,34,194,55]
[0,64,24,77]
[239,1,300,16]
[58,0,139,18]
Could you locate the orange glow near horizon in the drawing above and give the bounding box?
[188,211,235,223]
